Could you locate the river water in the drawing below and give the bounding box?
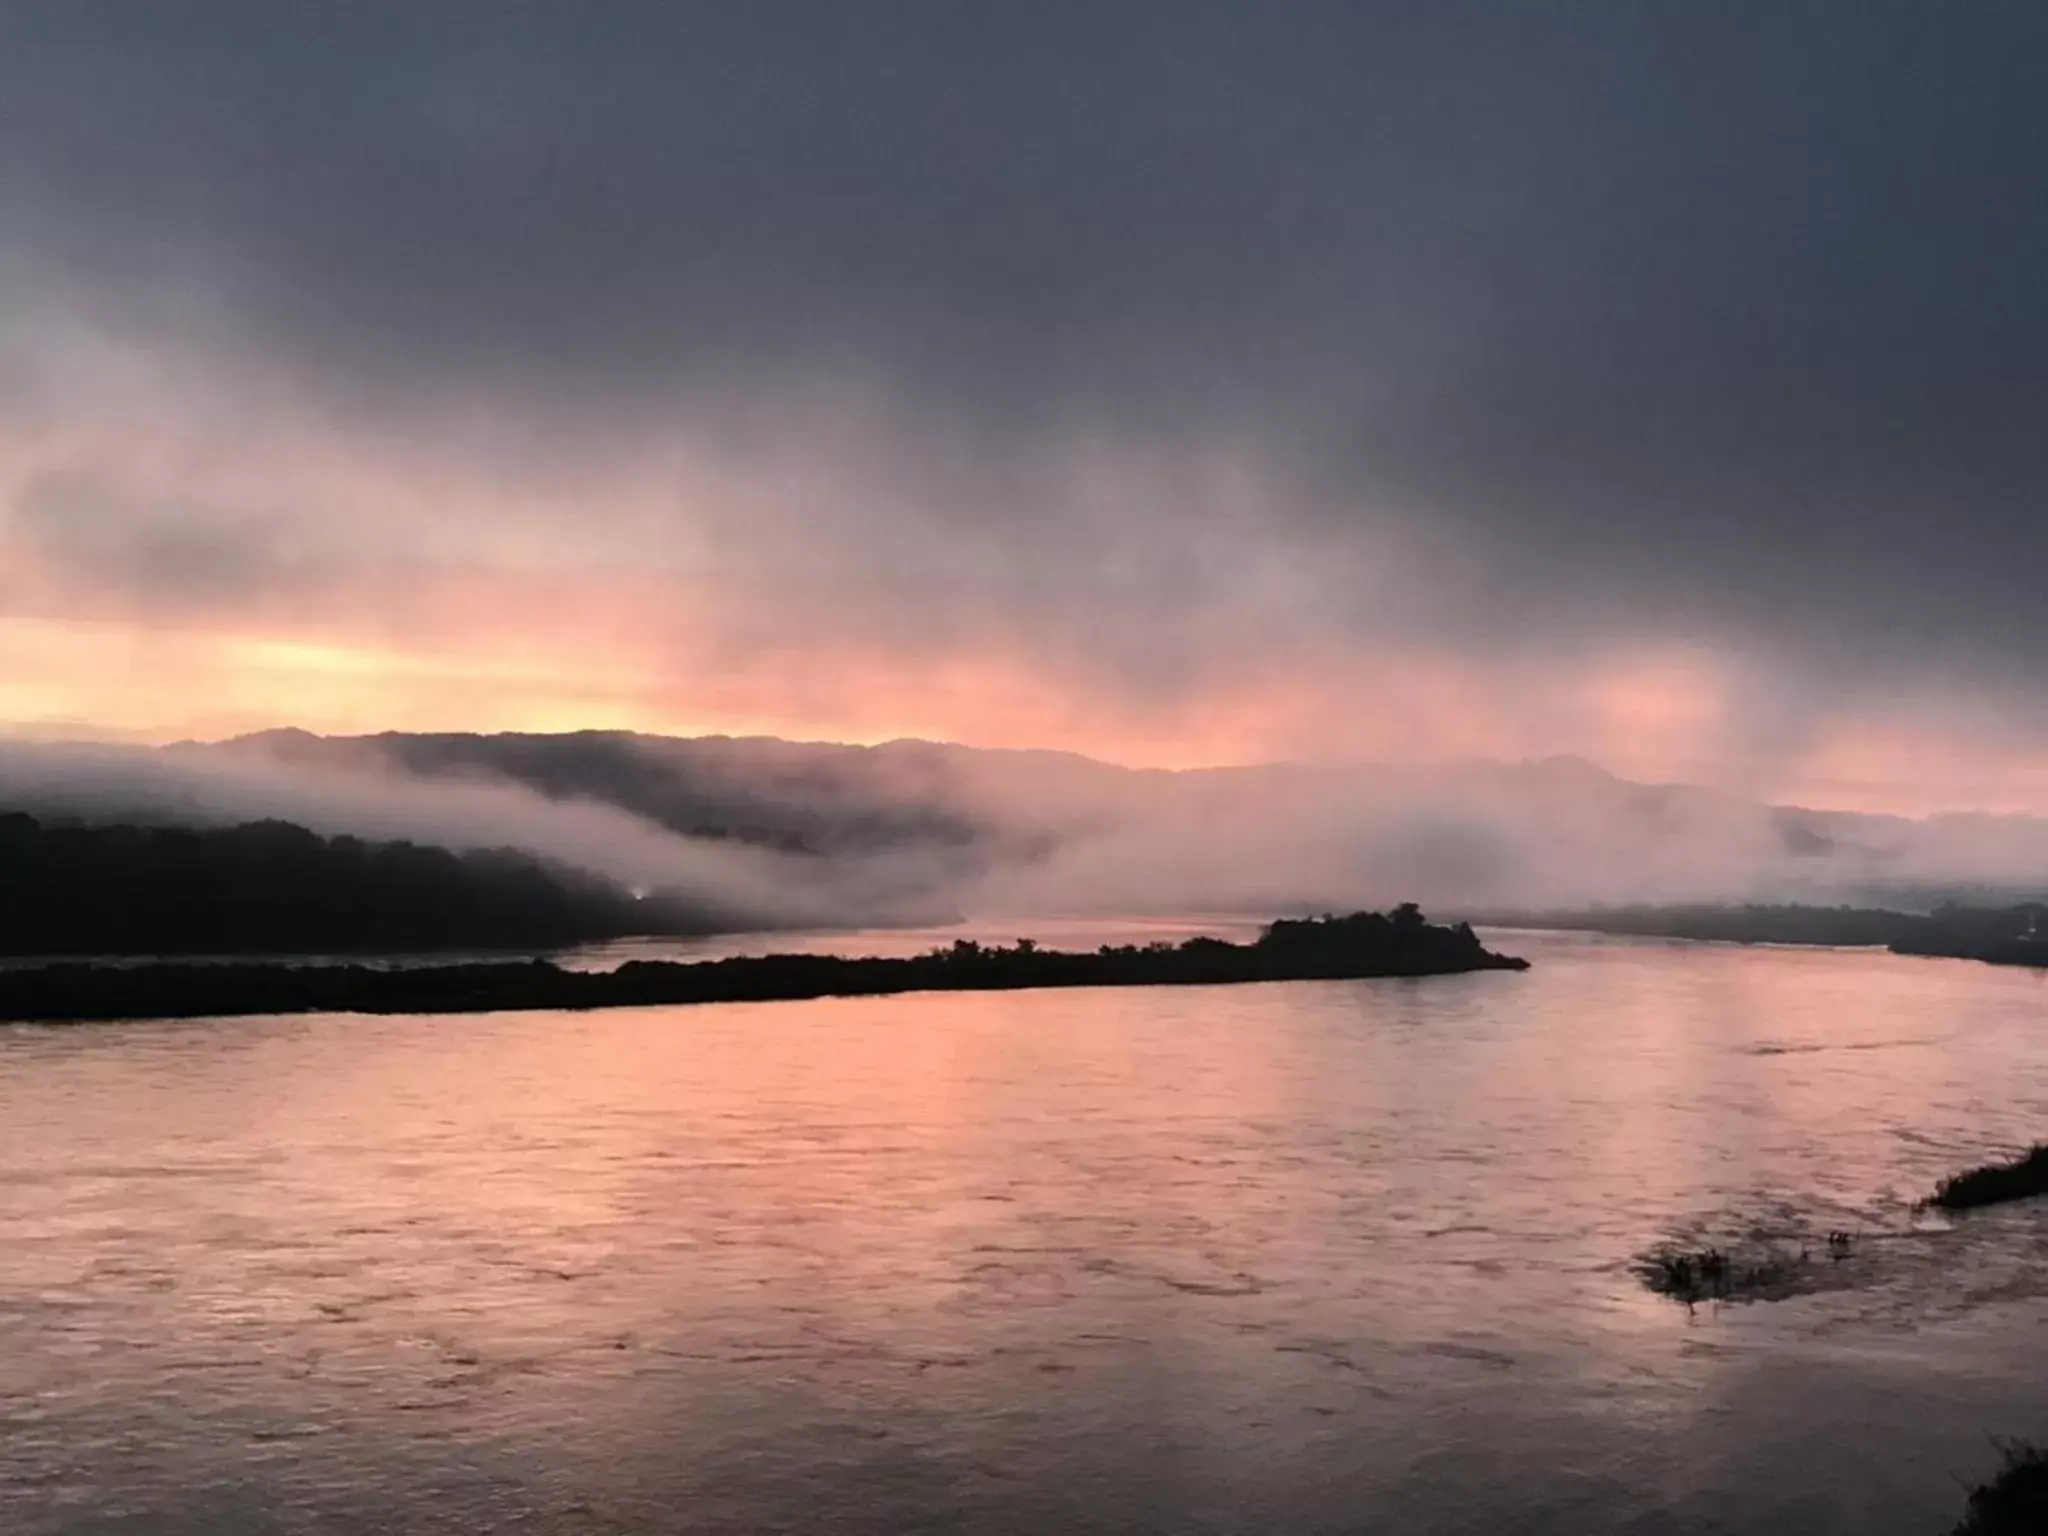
[2,931,2045,1534]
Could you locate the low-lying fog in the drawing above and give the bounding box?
[4,731,2046,932]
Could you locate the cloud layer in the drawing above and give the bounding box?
[3,5,2047,807]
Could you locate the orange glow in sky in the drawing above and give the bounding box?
[10,601,2047,818]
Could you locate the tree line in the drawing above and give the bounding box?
[0,813,717,955]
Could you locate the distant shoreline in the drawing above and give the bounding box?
[0,909,1526,1024]
[1479,904,2048,969]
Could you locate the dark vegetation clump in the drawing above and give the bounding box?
[1891,904,2048,968]
[1928,1146,2048,1212]
[0,906,1527,1022]
[1636,1227,1865,1307]
[1639,1243,1814,1306]
[0,811,722,956]
[1950,1442,2048,1535]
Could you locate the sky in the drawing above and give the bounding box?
[3,4,2046,813]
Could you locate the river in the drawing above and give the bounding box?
[2,930,2045,1533]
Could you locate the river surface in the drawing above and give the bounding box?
[2,930,2045,1534]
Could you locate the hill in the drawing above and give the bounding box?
[0,812,721,956]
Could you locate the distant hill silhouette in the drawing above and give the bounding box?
[0,812,721,956]
[201,727,1095,863]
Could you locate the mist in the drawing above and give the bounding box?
[0,736,951,934]
[943,757,2048,920]
[9,729,2042,941]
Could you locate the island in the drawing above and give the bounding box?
[0,906,1527,1023]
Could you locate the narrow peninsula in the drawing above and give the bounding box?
[0,906,1527,1023]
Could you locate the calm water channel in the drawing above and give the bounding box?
[2,931,2045,1533]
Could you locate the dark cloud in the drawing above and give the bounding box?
[3,3,2046,720]
[12,468,312,612]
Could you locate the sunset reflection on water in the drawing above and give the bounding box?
[2,932,2046,1533]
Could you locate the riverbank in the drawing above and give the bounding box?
[1930,1146,2048,1212]
[1484,903,2048,969]
[0,908,1527,1022]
